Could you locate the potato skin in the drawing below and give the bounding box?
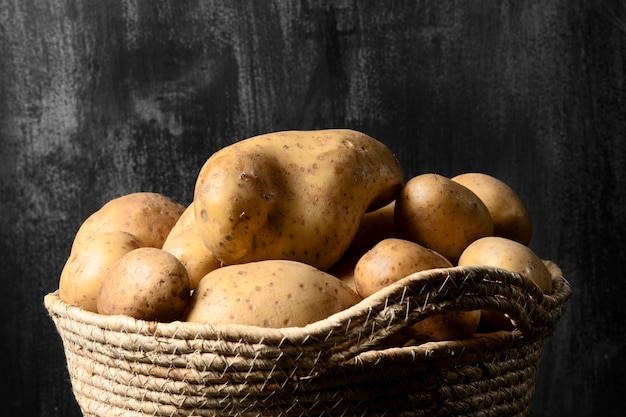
[59,231,143,312]
[354,238,480,342]
[354,238,453,298]
[184,260,362,328]
[452,172,532,245]
[408,311,481,343]
[70,192,185,254]
[193,129,403,270]
[458,236,552,294]
[394,173,494,263]
[97,247,190,322]
[162,202,222,290]
[458,236,552,331]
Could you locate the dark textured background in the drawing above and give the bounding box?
[1,1,624,416]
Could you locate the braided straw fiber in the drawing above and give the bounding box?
[45,262,570,417]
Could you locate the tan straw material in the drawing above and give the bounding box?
[45,262,570,416]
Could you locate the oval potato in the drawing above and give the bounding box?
[184,260,362,328]
[458,236,552,294]
[59,231,143,312]
[458,236,552,330]
[97,247,190,322]
[162,202,222,290]
[354,238,453,298]
[394,173,494,263]
[354,238,480,342]
[70,192,185,254]
[452,172,532,245]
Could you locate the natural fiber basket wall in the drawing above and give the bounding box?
[44,264,570,416]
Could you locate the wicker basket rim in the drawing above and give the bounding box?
[45,262,570,345]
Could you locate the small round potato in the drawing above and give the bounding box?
[97,247,190,322]
[184,260,362,328]
[59,231,143,312]
[71,192,185,254]
[458,236,552,331]
[394,173,493,263]
[452,172,532,245]
[354,238,453,298]
[162,202,222,290]
[354,238,481,343]
[458,236,552,294]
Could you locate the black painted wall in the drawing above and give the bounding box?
[1,1,624,416]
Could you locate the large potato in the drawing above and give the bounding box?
[97,247,190,322]
[193,129,403,270]
[394,173,493,263]
[162,202,222,290]
[354,238,480,342]
[452,172,532,245]
[184,260,362,328]
[70,192,185,253]
[59,231,143,312]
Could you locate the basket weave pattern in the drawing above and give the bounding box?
[45,263,570,417]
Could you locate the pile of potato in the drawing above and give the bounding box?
[59,129,553,343]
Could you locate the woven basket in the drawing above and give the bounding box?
[45,261,570,417]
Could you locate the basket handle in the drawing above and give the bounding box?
[316,262,571,364]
